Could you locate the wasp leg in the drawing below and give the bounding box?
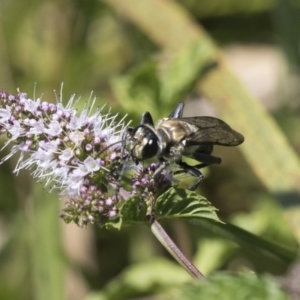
[176,154,221,191]
[169,102,184,118]
[173,163,207,176]
[193,152,222,165]
[176,161,205,191]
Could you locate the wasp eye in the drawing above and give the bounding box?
[142,138,159,160]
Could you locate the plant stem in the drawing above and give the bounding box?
[151,219,205,279]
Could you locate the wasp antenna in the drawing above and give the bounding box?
[169,102,184,119]
[140,112,154,126]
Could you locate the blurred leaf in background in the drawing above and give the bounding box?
[1,0,300,299]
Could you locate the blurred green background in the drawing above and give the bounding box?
[0,0,300,299]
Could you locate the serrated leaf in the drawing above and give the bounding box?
[155,187,221,223]
[118,196,148,226]
[115,188,220,226]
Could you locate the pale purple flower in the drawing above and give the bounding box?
[29,119,45,134]
[85,144,92,151]
[69,131,85,146]
[44,120,63,136]
[68,116,83,130]
[59,148,74,161]
[24,98,40,113]
[108,210,117,218]
[8,120,25,139]
[0,106,11,122]
[83,156,100,173]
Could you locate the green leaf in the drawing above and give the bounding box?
[165,271,288,300]
[116,195,149,227]
[110,60,161,119]
[85,257,190,300]
[160,40,217,105]
[192,219,296,265]
[110,42,218,122]
[155,187,221,223]
[114,188,220,227]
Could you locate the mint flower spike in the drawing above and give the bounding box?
[0,89,174,228]
[0,89,206,279]
[0,89,134,227]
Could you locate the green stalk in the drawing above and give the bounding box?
[151,220,205,279]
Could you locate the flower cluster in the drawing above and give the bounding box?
[0,89,173,227]
[61,183,119,227]
[0,89,131,226]
[131,163,173,203]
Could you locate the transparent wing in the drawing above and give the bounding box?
[180,117,244,146]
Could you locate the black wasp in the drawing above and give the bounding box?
[127,102,244,191]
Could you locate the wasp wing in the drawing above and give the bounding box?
[181,117,244,146]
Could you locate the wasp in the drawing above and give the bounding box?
[128,102,244,191]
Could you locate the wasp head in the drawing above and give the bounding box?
[127,125,160,163]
